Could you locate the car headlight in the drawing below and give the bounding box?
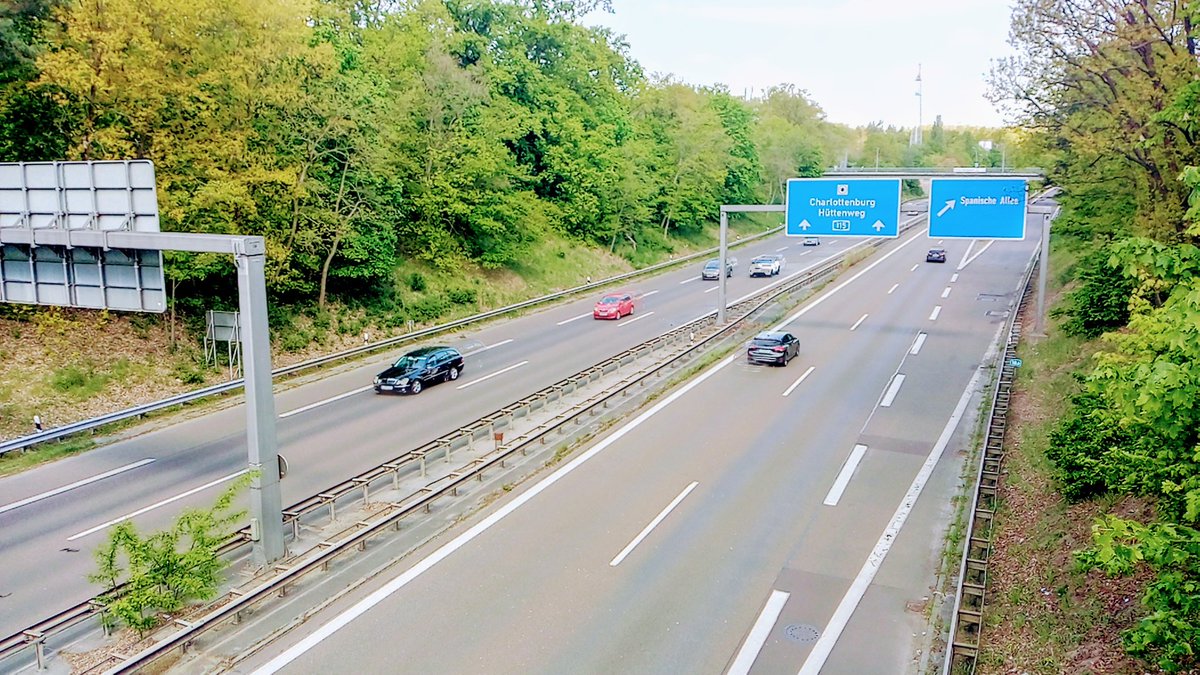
[397,378,409,386]
[374,377,381,384]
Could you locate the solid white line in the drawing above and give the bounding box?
[782,366,816,397]
[958,240,994,270]
[68,469,249,541]
[910,333,927,355]
[823,445,868,506]
[618,311,656,327]
[456,360,528,390]
[478,339,513,351]
[641,290,660,298]
[609,481,699,566]
[798,345,992,674]
[929,305,942,321]
[950,273,959,283]
[679,277,698,285]
[887,283,898,295]
[909,264,919,272]
[775,246,789,252]
[942,287,952,298]
[280,385,373,418]
[704,286,718,293]
[0,459,156,516]
[556,312,591,326]
[250,349,750,675]
[880,374,906,407]
[850,314,868,331]
[729,590,791,675]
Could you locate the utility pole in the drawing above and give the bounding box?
[910,64,923,146]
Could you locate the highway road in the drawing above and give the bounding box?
[0,227,861,639]
[232,216,1041,674]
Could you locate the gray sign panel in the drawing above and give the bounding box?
[0,160,166,311]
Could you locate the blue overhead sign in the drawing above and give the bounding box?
[786,178,901,238]
[929,178,1027,239]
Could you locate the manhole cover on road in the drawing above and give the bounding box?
[783,624,820,643]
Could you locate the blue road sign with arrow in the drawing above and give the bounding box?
[786,178,900,238]
[928,178,1027,239]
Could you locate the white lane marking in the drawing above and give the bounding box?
[942,287,952,298]
[880,374,906,407]
[910,333,927,355]
[609,481,698,566]
[704,286,719,293]
[823,444,868,506]
[679,277,698,285]
[250,346,750,675]
[887,283,898,295]
[950,273,959,283]
[478,339,513,351]
[0,459,156,516]
[782,366,816,397]
[68,469,249,541]
[280,385,373,418]
[775,246,789,252]
[641,290,660,298]
[799,250,812,256]
[456,361,528,390]
[729,590,791,675]
[958,240,994,270]
[929,305,942,321]
[850,314,868,331]
[618,311,656,327]
[910,264,919,272]
[799,339,993,674]
[556,312,592,326]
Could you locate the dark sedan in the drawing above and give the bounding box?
[747,331,799,366]
[374,346,464,394]
[926,248,947,263]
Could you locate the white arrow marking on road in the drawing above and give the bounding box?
[936,200,956,217]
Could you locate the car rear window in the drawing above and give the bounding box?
[751,337,781,347]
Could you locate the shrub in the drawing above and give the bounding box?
[172,360,207,385]
[279,329,310,352]
[407,295,449,322]
[1056,244,1134,338]
[50,363,111,397]
[1046,392,1132,501]
[407,272,427,292]
[447,288,477,305]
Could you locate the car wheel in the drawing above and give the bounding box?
[447,366,460,382]
[409,379,422,395]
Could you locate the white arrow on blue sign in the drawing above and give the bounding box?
[928,178,1027,239]
[785,178,900,238]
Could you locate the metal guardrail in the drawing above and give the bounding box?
[2,229,875,671]
[942,192,1056,673]
[0,226,787,456]
[96,234,864,674]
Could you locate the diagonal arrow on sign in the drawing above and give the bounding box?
[936,200,955,217]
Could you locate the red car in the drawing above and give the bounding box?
[593,291,635,319]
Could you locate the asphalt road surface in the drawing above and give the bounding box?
[0,227,864,639]
[232,218,1040,674]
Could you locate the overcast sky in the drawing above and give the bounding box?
[583,0,1017,129]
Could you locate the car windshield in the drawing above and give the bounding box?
[599,296,620,304]
[392,355,427,369]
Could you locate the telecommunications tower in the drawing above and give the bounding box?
[910,64,923,146]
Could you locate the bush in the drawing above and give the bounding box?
[279,329,311,352]
[1056,244,1134,338]
[172,360,207,385]
[50,363,117,398]
[1046,392,1132,501]
[407,272,427,292]
[407,295,449,322]
[447,287,477,305]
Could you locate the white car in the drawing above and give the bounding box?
[802,237,820,246]
[749,254,784,277]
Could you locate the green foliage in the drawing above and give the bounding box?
[407,272,428,293]
[49,360,129,398]
[1046,392,1132,501]
[1078,516,1200,672]
[1057,243,1135,338]
[89,475,250,636]
[446,287,477,305]
[408,295,450,323]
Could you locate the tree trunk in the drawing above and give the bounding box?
[318,229,343,309]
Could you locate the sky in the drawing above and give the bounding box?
[583,0,1017,129]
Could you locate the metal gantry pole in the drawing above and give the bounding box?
[718,208,729,324]
[1035,211,1051,336]
[236,239,285,566]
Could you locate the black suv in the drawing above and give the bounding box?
[747,331,799,366]
[374,346,464,394]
